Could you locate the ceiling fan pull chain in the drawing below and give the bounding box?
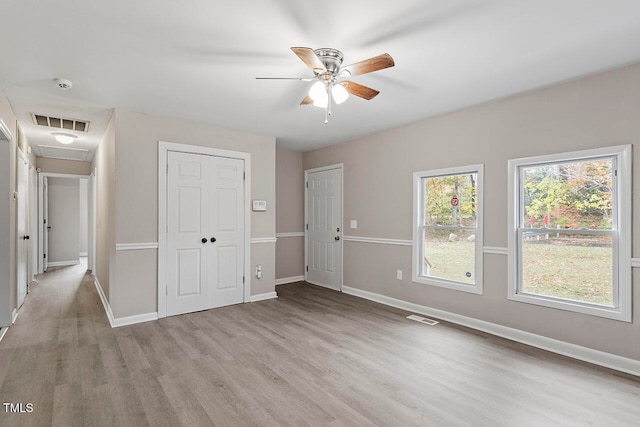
[324,81,330,124]
[328,83,333,117]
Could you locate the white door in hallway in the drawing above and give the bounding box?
[16,152,29,308]
[166,151,245,316]
[306,166,342,291]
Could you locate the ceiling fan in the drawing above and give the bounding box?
[257,47,395,123]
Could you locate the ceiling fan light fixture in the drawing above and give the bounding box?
[308,81,326,101]
[332,83,349,104]
[260,47,394,121]
[309,81,329,108]
[313,93,328,108]
[52,132,77,144]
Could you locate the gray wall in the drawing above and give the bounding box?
[275,149,304,280]
[92,112,116,303]
[302,63,640,361]
[110,109,276,318]
[47,178,80,264]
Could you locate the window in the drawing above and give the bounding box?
[508,145,631,321]
[412,165,484,294]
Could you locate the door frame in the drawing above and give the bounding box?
[157,140,252,319]
[38,172,93,273]
[29,164,38,282]
[304,163,344,291]
[0,118,13,328]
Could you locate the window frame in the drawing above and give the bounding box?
[412,164,484,294]
[507,145,632,322]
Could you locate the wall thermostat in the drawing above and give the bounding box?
[252,200,267,212]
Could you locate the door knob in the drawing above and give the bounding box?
[201,238,207,244]
[335,236,340,241]
[210,237,216,243]
[23,235,30,240]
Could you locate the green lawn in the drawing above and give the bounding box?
[425,239,613,306]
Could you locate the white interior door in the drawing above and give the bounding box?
[306,166,342,290]
[16,153,28,308]
[166,151,245,316]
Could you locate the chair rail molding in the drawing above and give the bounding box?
[116,242,159,251]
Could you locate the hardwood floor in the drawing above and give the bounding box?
[1,263,640,426]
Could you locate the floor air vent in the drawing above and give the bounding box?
[32,114,89,132]
[406,314,439,326]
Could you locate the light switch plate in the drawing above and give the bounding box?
[252,200,267,211]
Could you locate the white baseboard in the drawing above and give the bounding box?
[1,309,21,344]
[306,279,341,292]
[343,285,640,378]
[275,275,305,285]
[113,312,158,327]
[47,260,80,267]
[250,291,278,302]
[93,277,158,328]
[93,277,115,328]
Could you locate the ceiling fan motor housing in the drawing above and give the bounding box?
[314,48,344,76]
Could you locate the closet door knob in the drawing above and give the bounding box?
[210,237,216,243]
[201,238,207,244]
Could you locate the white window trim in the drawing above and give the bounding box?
[507,145,632,322]
[412,164,484,295]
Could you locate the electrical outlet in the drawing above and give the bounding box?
[396,270,402,280]
[350,220,357,229]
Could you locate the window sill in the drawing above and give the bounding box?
[508,292,630,322]
[412,275,483,295]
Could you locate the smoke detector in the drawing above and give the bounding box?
[54,78,73,90]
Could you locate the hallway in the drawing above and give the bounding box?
[0,260,114,426]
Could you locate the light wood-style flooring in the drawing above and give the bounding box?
[1,262,640,426]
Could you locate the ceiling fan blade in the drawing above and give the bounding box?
[342,81,380,100]
[291,47,327,74]
[341,53,394,77]
[255,77,314,81]
[300,95,314,105]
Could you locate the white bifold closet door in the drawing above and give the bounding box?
[166,151,245,316]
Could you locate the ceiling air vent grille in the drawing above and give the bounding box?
[32,114,89,132]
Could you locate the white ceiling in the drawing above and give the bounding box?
[1,0,640,156]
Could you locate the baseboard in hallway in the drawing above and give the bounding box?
[275,275,305,285]
[47,260,81,267]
